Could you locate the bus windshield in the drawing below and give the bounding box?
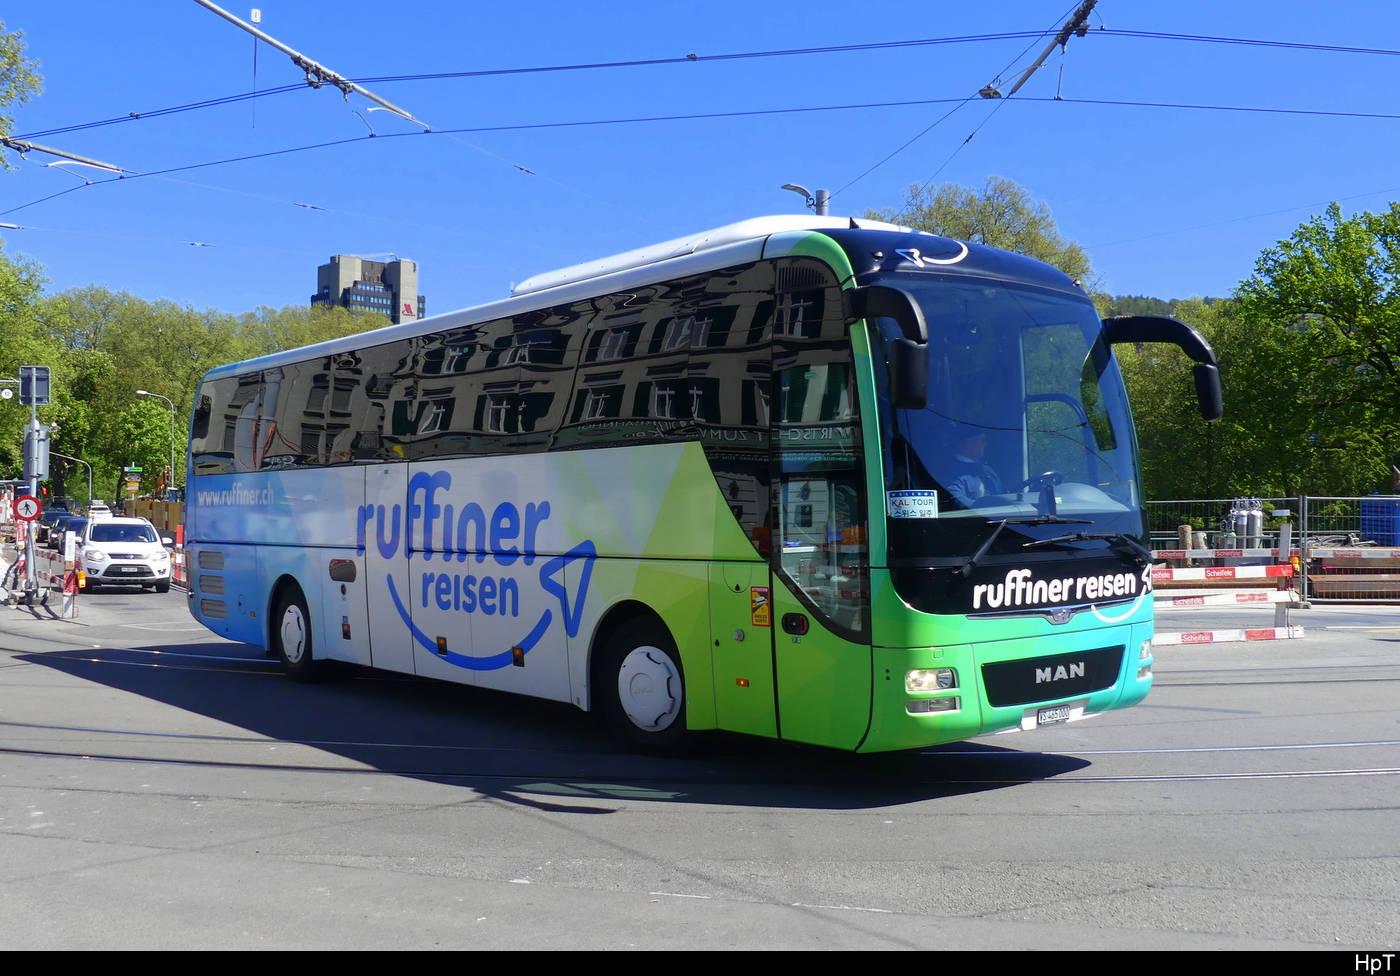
[871,273,1145,565]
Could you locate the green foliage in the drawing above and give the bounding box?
[865,175,1095,284]
[0,249,385,498]
[0,240,48,472]
[1229,203,1400,496]
[1112,203,1400,500]
[0,20,43,169]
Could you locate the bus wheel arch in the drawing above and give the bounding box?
[589,602,691,752]
[270,576,334,683]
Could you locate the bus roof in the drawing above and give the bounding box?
[201,216,1038,382]
[511,215,913,297]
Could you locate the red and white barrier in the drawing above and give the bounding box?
[1153,626,1305,646]
[1152,545,1304,644]
[1152,564,1293,582]
[172,549,188,588]
[1152,548,1290,560]
[30,549,78,617]
[1155,589,1292,608]
[1154,546,1400,560]
[1308,547,1400,559]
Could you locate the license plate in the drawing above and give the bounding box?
[117,566,138,573]
[1037,704,1072,726]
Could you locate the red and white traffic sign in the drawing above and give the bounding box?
[13,495,42,521]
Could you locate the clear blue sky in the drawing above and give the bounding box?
[2,1,1396,316]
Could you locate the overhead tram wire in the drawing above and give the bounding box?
[9,93,1400,220]
[1098,29,1400,59]
[831,0,1089,202]
[7,30,1057,160]
[190,0,660,228]
[23,27,1400,144]
[352,30,1055,83]
[11,29,1054,142]
[14,83,305,141]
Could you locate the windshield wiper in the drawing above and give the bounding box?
[959,516,1093,577]
[1022,531,1151,562]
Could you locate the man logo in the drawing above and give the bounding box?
[1036,662,1086,683]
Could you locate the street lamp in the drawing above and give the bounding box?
[781,183,830,216]
[50,451,93,507]
[135,390,177,494]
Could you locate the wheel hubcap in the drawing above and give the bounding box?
[617,645,682,731]
[280,604,307,664]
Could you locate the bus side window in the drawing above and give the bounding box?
[691,261,775,553]
[229,375,265,473]
[770,260,868,637]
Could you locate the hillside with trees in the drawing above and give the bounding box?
[0,250,386,502]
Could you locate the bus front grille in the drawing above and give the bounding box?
[981,646,1123,708]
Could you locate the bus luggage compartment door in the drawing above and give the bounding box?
[365,462,418,675]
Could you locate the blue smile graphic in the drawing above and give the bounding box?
[388,540,597,671]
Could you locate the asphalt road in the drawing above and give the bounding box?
[0,583,1397,950]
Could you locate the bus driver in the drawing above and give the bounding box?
[943,422,1003,508]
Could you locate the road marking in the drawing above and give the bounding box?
[120,624,209,632]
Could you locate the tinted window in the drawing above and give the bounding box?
[89,523,157,543]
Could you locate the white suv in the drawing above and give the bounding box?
[79,517,174,593]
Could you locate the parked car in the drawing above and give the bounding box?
[59,518,88,556]
[77,517,173,593]
[45,512,77,550]
[36,506,72,542]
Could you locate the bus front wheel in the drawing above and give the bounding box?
[273,587,333,683]
[600,619,690,753]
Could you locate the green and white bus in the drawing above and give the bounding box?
[185,216,1220,752]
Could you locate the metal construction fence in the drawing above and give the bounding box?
[1147,495,1400,603]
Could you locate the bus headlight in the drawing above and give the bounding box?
[1139,639,1153,661]
[906,668,956,693]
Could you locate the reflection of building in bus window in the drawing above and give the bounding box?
[942,423,1003,508]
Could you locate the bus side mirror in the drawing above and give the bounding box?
[1102,314,1223,422]
[845,285,928,343]
[847,285,929,409]
[1193,364,1223,423]
[890,338,928,410]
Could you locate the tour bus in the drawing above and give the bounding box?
[185,216,1220,752]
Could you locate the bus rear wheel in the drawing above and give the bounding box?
[273,586,333,683]
[599,619,690,753]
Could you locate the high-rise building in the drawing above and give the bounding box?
[311,255,426,324]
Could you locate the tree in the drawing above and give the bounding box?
[1232,203,1400,496]
[0,240,50,474]
[31,287,385,493]
[0,21,43,168]
[865,175,1094,283]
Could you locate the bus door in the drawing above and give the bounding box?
[766,324,873,750]
[365,460,416,674]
